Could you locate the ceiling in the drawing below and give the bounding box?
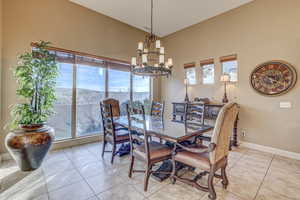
[70,0,254,37]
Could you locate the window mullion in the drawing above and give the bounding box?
[130,72,133,102]
[71,61,77,139]
[105,62,109,98]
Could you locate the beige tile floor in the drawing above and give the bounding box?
[1,142,300,200]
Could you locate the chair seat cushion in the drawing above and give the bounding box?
[105,129,130,142]
[134,141,171,160]
[115,129,130,141]
[174,145,211,170]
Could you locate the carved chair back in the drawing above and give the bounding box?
[210,103,239,164]
[102,98,121,117]
[100,102,116,141]
[126,104,151,161]
[150,101,165,118]
[184,103,205,125]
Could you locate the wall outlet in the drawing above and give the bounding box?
[279,102,292,108]
[241,130,246,137]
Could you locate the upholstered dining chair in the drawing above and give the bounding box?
[126,104,172,192]
[100,102,130,164]
[171,103,239,200]
[150,101,165,118]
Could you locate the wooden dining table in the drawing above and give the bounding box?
[114,114,214,143]
[114,115,214,181]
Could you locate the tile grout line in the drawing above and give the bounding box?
[72,144,131,198]
[65,148,101,199]
[45,148,93,198]
[252,154,275,200]
[40,168,51,200]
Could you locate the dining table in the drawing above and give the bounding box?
[114,114,214,181]
[114,114,214,143]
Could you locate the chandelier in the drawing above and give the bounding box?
[131,0,173,77]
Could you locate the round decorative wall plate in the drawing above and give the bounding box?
[250,60,297,96]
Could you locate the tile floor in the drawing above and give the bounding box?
[1,142,300,200]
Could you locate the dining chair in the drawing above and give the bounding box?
[184,103,205,125]
[126,103,172,191]
[171,103,239,200]
[102,98,121,117]
[100,102,130,164]
[184,103,208,144]
[102,98,128,131]
[150,101,165,118]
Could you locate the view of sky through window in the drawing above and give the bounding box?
[52,62,151,140]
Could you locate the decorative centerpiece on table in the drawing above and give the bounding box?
[5,41,59,171]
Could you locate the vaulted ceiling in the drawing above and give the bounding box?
[70,0,253,37]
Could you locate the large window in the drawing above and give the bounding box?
[108,69,131,115]
[133,75,151,113]
[76,65,105,137]
[45,49,151,141]
[48,63,73,140]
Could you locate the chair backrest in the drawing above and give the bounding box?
[100,102,116,140]
[184,103,205,125]
[102,98,120,117]
[126,104,151,161]
[209,103,239,164]
[150,101,165,117]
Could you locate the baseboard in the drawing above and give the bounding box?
[240,142,300,161]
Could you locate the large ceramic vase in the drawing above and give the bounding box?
[5,124,54,171]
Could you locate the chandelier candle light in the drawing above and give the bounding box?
[131,0,173,77]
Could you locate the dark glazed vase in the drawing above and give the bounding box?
[5,124,54,171]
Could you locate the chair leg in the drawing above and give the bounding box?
[221,165,229,189]
[144,164,153,192]
[128,155,135,178]
[208,169,217,200]
[102,140,107,157]
[171,156,177,184]
[111,144,116,164]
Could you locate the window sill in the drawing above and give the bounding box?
[52,134,103,151]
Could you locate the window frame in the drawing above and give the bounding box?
[184,62,197,85]
[32,43,152,142]
[200,58,215,85]
[220,54,238,82]
[56,61,152,141]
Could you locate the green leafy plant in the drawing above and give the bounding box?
[8,41,59,129]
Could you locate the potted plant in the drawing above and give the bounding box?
[5,41,59,171]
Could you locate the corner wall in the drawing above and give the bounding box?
[161,0,300,153]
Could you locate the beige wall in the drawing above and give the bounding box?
[0,0,160,153]
[162,0,300,153]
